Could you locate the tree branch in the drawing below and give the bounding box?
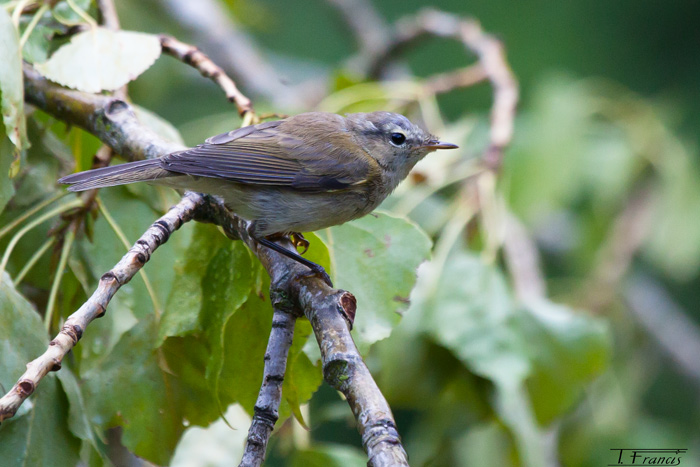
[160,0,305,110]
[4,65,409,465]
[239,306,297,467]
[325,0,390,56]
[23,65,183,162]
[365,8,518,170]
[0,192,204,422]
[159,34,254,117]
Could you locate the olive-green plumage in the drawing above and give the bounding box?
[59,111,457,283]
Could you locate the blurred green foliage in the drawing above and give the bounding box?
[1,0,699,466]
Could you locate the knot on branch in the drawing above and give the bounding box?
[104,99,131,118]
[323,354,362,389]
[269,288,299,317]
[338,291,357,328]
[61,323,84,344]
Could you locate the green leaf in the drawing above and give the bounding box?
[0,134,14,215]
[645,161,700,280]
[35,28,161,93]
[160,335,222,427]
[218,290,273,412]
[410,250,610,466]
[503,77,594,223]
[218,288,322,418]
[51,0,92,26]
[200,241,255,412]
[158,223,235,341]
[82,314,185,465]
[21,20,54,64]
[0,8,28,167]
[56,370,102,457]
[516,300,610,425]
[0,273,81,466]
[316,212,432,352]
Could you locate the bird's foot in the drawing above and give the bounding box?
[299,263,333,288]
[289,232,309,255]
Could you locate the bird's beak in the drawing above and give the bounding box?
[422,139,459,151]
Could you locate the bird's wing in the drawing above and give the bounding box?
[161,119,370,192]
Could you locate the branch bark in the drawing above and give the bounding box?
[159,34,254,117]
[3,66,408,465]
[0,192,204,422]
[239,306,297,467]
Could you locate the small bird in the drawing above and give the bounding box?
[59,111,458,285]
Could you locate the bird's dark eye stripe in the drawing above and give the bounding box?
[390,133,406,145]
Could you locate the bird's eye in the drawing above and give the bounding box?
[390,132,406,146]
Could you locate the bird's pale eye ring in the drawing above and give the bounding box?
[390,132,406,146]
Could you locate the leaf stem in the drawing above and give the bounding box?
[0,191,67,240]
[0,198,82,278]
[11,0,31,26]
[14,236,54,284]
[65,0,97,28]
[18,3,48,49]
[45,228,74,331]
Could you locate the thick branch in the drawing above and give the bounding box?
[196,203,408,466]
[0,192,204,422]
[23,65,183,161]
[9,65,409,464]
[294,280,407,466]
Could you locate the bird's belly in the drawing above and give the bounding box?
[172,177,373,235]
[235,188,371,236]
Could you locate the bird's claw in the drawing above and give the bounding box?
[290,232,309,255]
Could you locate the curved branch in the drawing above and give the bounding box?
[366,8,518,170]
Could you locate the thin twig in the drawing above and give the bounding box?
[159,34,254,117]
[0,192,205,422]
[503,213,546,304]
[365,8,518,170]
[625,274,700,386]
[239,306,298,467]
[161,0,299,109]
[422,64,488,95]
[96,0,120,30]
[325,0,389,55]
[584,185,654,313]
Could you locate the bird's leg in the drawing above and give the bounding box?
[255,236,333,287]
[289,232,309,255]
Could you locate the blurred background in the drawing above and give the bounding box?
[2,0,699,465]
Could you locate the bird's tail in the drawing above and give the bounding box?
[58,159,172,192]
